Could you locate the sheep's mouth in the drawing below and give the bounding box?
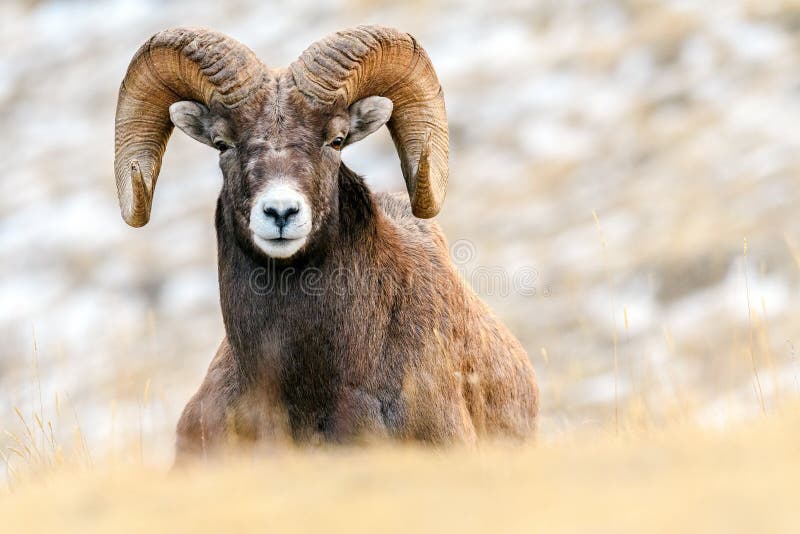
[252,233,308,259]
[256,235,303,245]
[263,235,304,245]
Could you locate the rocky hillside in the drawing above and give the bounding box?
[2,0,800,458]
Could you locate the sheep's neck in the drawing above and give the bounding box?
[215,165,380,385]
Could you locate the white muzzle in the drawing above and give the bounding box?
[249,182,312,259]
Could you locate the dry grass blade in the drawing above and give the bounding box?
[0,448,17,488]
[742,238,766,415]
[592,209,620,434]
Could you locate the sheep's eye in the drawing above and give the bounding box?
[214,139,231,152]
[329,136,345,150]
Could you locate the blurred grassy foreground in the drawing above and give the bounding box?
[2,408,799,533]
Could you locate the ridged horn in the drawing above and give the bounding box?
[114,27,267,227]
[290,25,449,218]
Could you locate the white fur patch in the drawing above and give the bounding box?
[249,182,312,259]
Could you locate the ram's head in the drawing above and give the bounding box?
[114,26,448,259]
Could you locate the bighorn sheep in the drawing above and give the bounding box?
[114,26,538,459]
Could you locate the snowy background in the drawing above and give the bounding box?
[2,0,800,463]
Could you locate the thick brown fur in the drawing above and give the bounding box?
[174,70,538,463]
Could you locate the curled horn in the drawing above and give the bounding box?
[290,25,449,218]
[114,27,267,227]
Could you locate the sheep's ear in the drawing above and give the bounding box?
[345,96,393,146]
[169,101,216,148]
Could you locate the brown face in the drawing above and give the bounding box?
[169,79,393,260]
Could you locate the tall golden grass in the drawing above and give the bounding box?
[2,406,799,533]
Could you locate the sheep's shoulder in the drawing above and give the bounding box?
[374,192,444,246]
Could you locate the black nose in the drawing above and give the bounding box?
[263,206,300,229]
